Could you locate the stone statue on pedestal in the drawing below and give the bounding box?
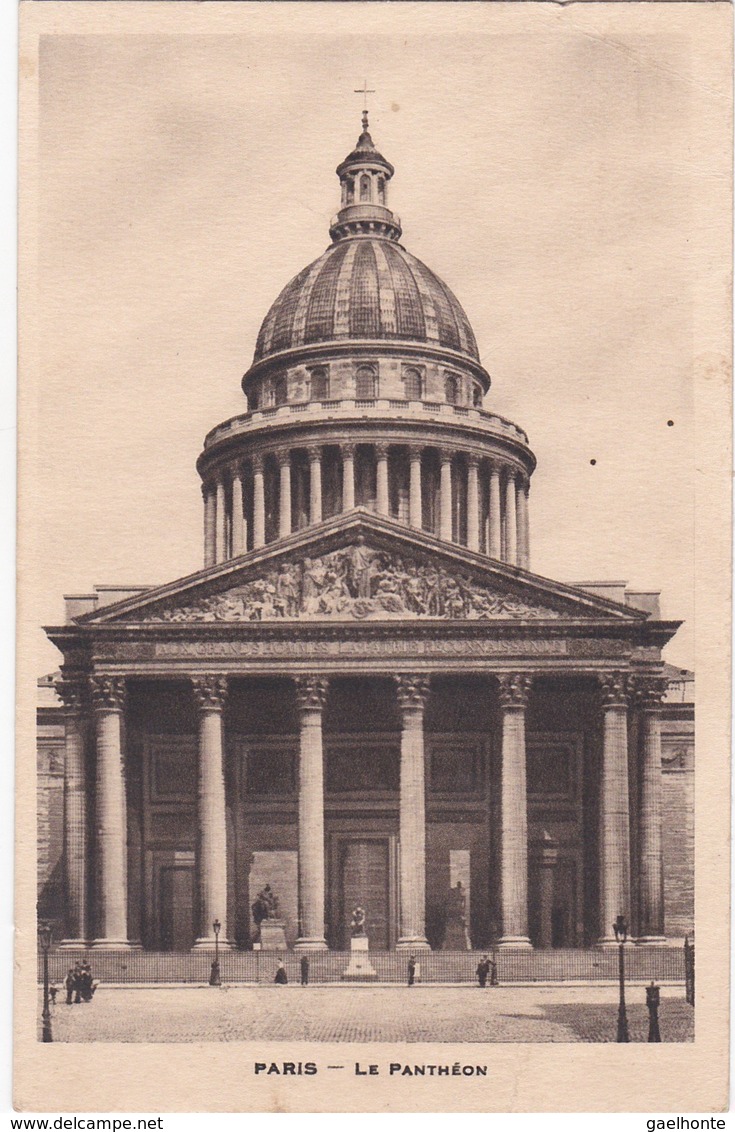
[443,880,472,950]
[350,905,367,937]
[251,884,287,951]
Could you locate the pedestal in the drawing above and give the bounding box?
[443,921,471,950]
[343,935,377,981]
[258,919,288,951]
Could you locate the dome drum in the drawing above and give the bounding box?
[199,436,532,570]
[243,349,488,414]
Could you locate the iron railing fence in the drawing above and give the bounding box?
[40,946,685,986]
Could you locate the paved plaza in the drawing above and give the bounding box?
[41,985,694,1044]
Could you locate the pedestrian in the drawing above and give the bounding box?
[80,963,94,1002]
[407,955,416,986]
[274,959,288,985]
[476,954,491,988]
[489,957,498,986]
[49,984,58,1006]
[64,967,76,1005]
[300,955,309,986]
[72,964,82,1004]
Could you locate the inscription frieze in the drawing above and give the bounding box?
[151,638,569,659]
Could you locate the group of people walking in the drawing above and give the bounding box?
[50,962,97,1005]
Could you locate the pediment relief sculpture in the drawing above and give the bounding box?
[141,540,562,623]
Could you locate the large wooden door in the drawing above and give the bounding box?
[159,866,195,951]
[339,839,390,949]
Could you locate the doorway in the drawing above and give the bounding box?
[329,835,397,949]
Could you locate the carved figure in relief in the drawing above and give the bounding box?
[251,884,280,925]
[145,541,561,623]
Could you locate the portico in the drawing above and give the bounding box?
[48,513,676,954]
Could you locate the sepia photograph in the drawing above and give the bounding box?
[16,0,730,1114]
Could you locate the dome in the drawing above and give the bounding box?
[253,238,480,364]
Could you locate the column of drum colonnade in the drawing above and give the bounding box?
[56,668,666,949]
[202,445,531,568]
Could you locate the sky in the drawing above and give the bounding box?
[31,17,704,673]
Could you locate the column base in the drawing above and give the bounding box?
[91,939,142,950]
[635,935,667,946]
[58,939,91,950]
[497,936,533,950]
[396,937,431,951]
[294,937,328,951]
[192,937,233,951]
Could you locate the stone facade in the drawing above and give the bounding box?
[37,116,694,952]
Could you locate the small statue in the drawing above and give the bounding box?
[351,906,367,937]
[251,884,280,925]
[448,880,467,925]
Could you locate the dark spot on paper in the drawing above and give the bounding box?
[589,459,597,466]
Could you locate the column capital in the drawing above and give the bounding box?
[488,460,502,477]
[497,673,533,709]
[340,441,357,459]
[56,677,89,713]
[467,451,481,469]
[294,675,329,712]
[306,444,323,463]
[438,447,453,465]
[251,452,264,475]
[629,674,668,709]
[374,442,390,460]
[408,444,423,462]
[394,674,431,712]
[598,671,631,709]
[191,674,228,712]
[90,675,126,713]
[277,448,292,469]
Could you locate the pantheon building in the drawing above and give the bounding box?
[38,115,694,954]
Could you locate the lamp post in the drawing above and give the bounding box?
[613,914,629,1043]
[209,918,221,987]
[38,921,53,1043]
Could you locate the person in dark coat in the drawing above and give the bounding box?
[300,956,309,986]
[274,960,288,985]
[80,963,94,1002]
[476,955,491,988]
[65,969,76,1006]
[489,958,499,986]
[407,955,416,986]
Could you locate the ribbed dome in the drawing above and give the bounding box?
[253,238,480,364]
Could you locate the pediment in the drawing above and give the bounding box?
[80,512,646,626]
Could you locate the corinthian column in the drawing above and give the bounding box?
[439,450,453,542]
[231,468,245,557]
[504,470,518,565]
[634,676,667,944]
[376,443,390,516]
[57,679,89,947]
[215,477,227,563]
[395,675,431,950]
[252,455,265,549]
[409,447,422,529]
[308,445,323,525]
[597,673,632,945]
[488,463,502,559]
[497,673,533,948]
[192,675,231,948]
[278,451,292,538]
[294,676,329,950]
[341,443,356,512]
[203,485,216,568]
[467,455,480,552]
[516,477,530,570]
[91,676,131,948]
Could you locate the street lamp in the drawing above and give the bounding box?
[209,918,222,987]
[38,921,53,1043]
[613,914,629,1043]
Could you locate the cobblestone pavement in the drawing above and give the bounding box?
[41,985,693,1044]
